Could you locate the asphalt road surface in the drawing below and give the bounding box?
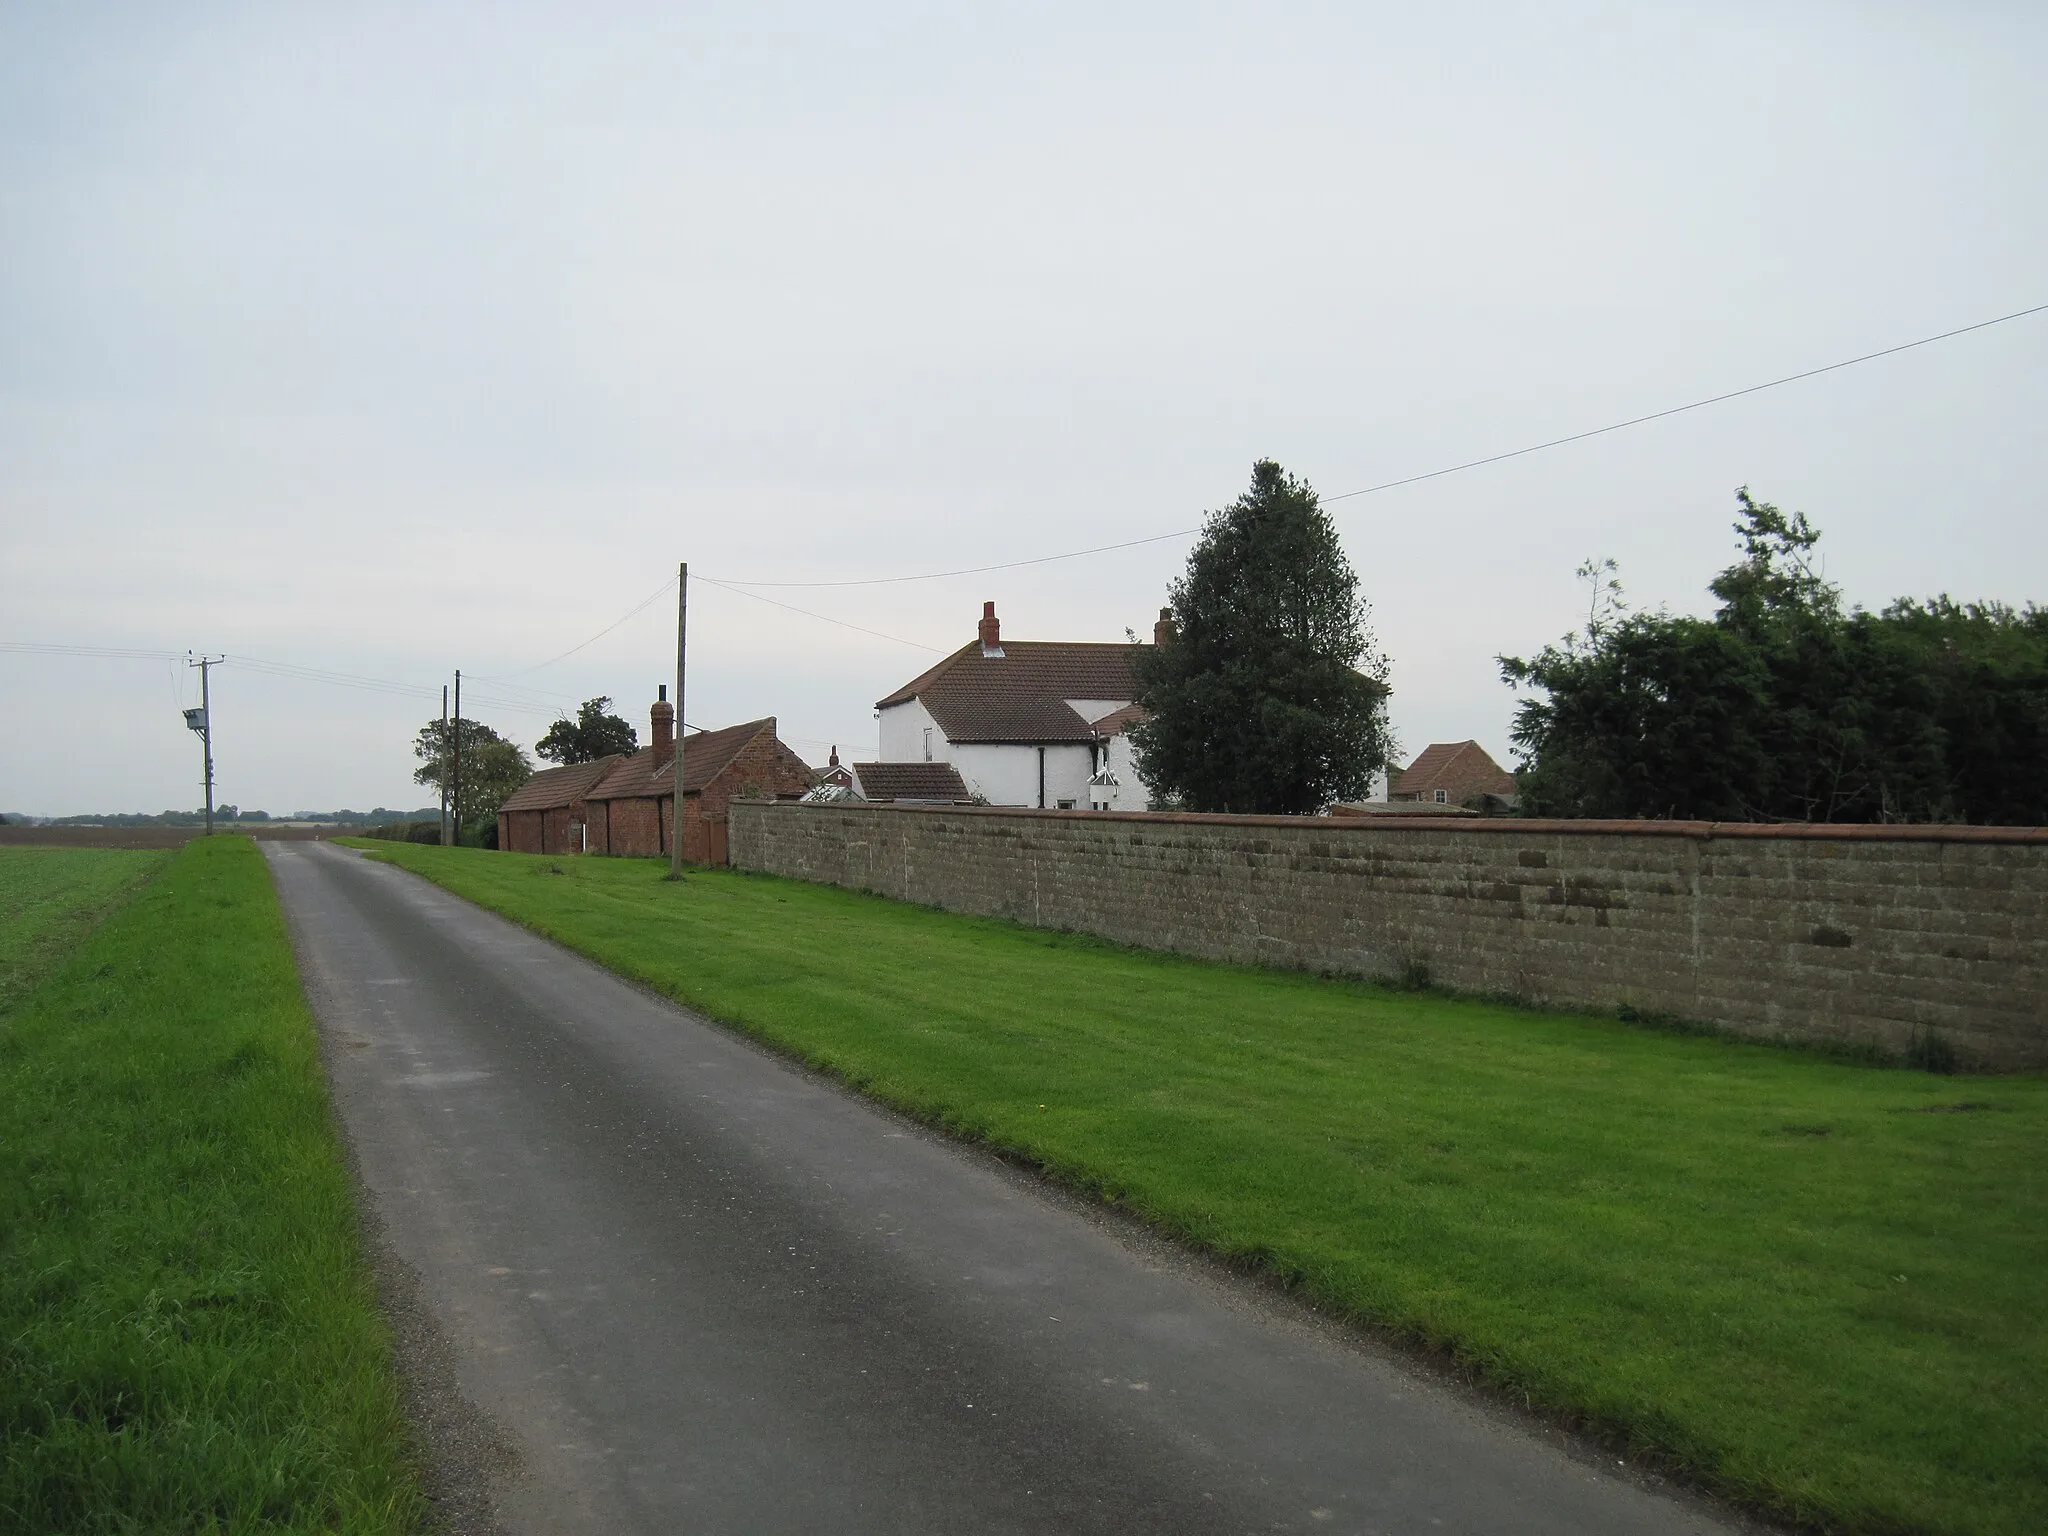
[266,842,1752,1536]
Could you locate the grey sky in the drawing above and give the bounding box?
[4,2,2043,815]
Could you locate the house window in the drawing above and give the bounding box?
[923,727,933,762]
[1434,789,1448,804]
[1056,798,1076,810]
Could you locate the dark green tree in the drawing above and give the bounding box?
[1502,490,2048,823]
[1130,460,1395,814]
[535,696,638,764]
[413,717,533,843]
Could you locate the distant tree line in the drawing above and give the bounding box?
[21,806,437,827]
[1502,491,2047,825]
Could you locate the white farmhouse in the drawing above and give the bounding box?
[875,602,1161,810]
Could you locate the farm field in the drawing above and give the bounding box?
[359,840,2048,1536]
[0,845,167,1011]
[0,838,426,1533]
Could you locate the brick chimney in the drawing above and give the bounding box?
[651,685,675,769]
[1153,607,1176,645]
[979,600,1004,658]
[828,744,840,766]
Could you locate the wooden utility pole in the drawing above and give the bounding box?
[670,563,688,878]
[440,684,450,846]
[451,669,462,847]
[186,654,220,835]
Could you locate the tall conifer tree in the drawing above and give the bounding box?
[1131,460,1395,814]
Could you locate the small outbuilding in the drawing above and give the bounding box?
[497,690,816,863]
[497,755,625,854]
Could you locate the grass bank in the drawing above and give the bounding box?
[1,837,427,1533]
[0,845,168,1012]
[359,842,2047,1536]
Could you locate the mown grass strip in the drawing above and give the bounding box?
[0,847,168,1013]
[358,843,2048,1536]
[0,837,427,1533]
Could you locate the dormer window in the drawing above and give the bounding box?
[1434,788,1448,804]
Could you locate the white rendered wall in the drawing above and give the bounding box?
[1098,733,1153,812]
[877,699,943,763]
[950,742,1094,807]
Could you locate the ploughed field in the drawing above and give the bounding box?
[360,840,2048,1536]
[0,840,425,1532]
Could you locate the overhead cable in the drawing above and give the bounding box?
[708,300,2048,589]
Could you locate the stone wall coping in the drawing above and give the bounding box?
[744,800,2048,846]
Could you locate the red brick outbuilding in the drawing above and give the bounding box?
[498,693,815,863]
[497,755,623,855]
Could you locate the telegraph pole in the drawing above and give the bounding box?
[185,654,222,836]
[670,562,687,879]
[451,669,462,847]
[440,684,450,846]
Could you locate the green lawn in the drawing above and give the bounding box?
[0,846,168,1013]
[357,840,2048,1536]
[0,837,427,1533]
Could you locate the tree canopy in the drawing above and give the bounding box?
[535,696,638,765]
[413,717,533,842]
[1130,460,1395,814]
[1501,490,2048,824]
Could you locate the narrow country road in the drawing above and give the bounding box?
[266,842,1749,1536]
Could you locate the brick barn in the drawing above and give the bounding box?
[497,690,815,863]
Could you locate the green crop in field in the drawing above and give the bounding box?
[0,846,166,1012]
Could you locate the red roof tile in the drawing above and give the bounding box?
[498,756,623,813]
[1087,702,1148,737]
[849,762,972,802]
[1390,741,1517,801]
[876,641,1142,744]
[584,718,778,801]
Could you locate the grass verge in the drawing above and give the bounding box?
[1,836,427,1533]
[0,846,168,1013]
[356,842,2047,1536]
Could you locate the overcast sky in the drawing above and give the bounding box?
[4,2,2043,815]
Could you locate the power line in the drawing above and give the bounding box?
[1320,301,2048,504]
[694,575,944,653]
[9,300,2040,688]
[2,642,564,719]
[708,300,2048,589]
[474,574,679,681]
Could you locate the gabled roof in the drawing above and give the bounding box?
[498,755,623,813]
[584,718,778,801]
[849,762,972,802]
[1391,740,1517,799]
[1087,702,1148,738]
[875,641,1141,744]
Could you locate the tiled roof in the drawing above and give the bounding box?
[1328,799,1480,818]
[585,718,776,801]
[875,641,1142,744]
[1390,740,1517,800]
[498,756,622,813]
[1087,702,1148,738]
[850,762,972,802]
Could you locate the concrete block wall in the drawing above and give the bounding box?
[728,803,2048,1070]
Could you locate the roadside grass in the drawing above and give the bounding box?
[0,846,168,1013]
[0,836,427,1533]
[355,841,2048,1536]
